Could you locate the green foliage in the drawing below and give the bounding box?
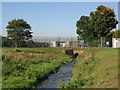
[113,30,120,38]
[2,36,13,47]
[2,48,72,88]
[76,5,118,40]
[1,36,50,48]
[107,31,114,38]
[6,19,33,48]
[91,5,118,37]
[76,16,95,39]
[58,48,118,88]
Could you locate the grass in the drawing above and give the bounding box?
[58,48,119,88]
[1,47,119,88]
[2,47,75,54]
[2,48,73,88]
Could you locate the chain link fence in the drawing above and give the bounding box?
[2,36,112,48]
[32,37,78,48]
[31,37,112,48]
[79,37,112,47]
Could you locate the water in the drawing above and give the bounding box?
[37,60,76,88]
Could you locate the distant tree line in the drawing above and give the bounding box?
[1,36,49,48]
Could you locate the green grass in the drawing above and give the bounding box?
[58,48,119,88]
[0,62,2,90]
[2,47,67,54]
[2,47,119,88]
[2,48,73,88]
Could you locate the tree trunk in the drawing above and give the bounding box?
[101,37,102,47]
[15,43,18,49]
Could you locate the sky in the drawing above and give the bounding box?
[2,2,118,37]
[1,0,120,2]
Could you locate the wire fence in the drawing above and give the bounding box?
[31,37,112,48]
[32,37,78,43]
[2,36,113,48]
[32,37,79,48]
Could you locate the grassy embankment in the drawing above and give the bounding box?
[1,48,73,88]
[59,48,119,88]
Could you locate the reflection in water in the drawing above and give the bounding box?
[37,61,76,88]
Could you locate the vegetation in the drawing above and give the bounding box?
[76,5,118,47]
[1,4,119,89]
[6,19,33,48]
[58,48,119,88]
[2,48,72,88]
[113,30,120,38]
[1,36,13,47]
[1,36,50,48]
[107,30,120,39]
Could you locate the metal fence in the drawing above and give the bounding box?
[1,36,113,48]
[32,37,78,43]
[32,37,79,48]
[32,37,112,48]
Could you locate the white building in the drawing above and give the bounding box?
[51,41,57,47]
[60,42,66,47]
[112,38,120,48]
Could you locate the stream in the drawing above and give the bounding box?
[37,60,76,88]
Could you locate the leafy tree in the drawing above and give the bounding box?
[113,30,120,38]
[2,36,13,47]
[6,19,32,48]
[76,5,118,47]
[26,40,35,48]
[90,5,118,38]
[76,16,96,39]
[107,31,114,38]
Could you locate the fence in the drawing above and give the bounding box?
[32,37,112,48]
[32,37,77,42]
[32,37,78,48]
[79,37,112,47]
[2,36,112,48]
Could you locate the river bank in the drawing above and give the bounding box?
[2,48,73,88]
[37,60,76,88]
[59,48,119,88]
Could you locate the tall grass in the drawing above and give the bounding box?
[58,48,118,88]
[2,48,72,88]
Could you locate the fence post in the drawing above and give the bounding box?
[58,37,60,48]
[71,37,73,48]
[46,37,47,43]
[101,37,102,47]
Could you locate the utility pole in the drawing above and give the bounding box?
[46,37,47,47]
[71,37,73,48]
[46,37,47,43]
[58,36,60,48]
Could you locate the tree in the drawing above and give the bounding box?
[76,16,96,39]
[6,19,33,48]
[91,5,118,36]
[113,30,120,38]
[25,40,35,48]
[76,16,98,47]
[90,5,118,47]
[76,5,118,47]
[2,36,13,47]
